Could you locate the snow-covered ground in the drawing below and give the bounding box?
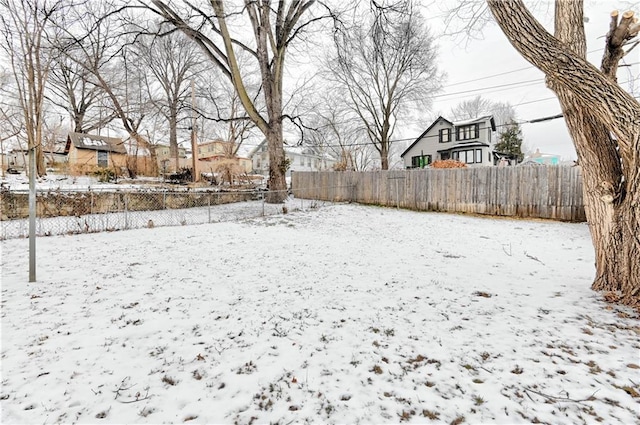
[1,204,639,424]
[1,173,144,192]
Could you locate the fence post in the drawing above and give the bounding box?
[262,191,265,217]
[90,190,94,215]
[124,193,129,229]
[208,193,211,223]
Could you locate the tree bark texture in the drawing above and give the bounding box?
[487,0,640,305]
[209,0,316,202]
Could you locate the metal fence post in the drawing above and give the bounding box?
[208,193,211,223]
[124,193,129,229]
[28,148,36,282]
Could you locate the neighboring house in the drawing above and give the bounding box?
[156,144,187,160]
[156,144,188,173]
[8,140,69,171]
[520,149,561,166]
[401,115,497,168]
[249,139,337,177]
[197,139,252,174]
[45,140,70,165]
[66,132,128,174]
[198,139,230,160]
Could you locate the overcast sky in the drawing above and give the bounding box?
[409,0,640,160]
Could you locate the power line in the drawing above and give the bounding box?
[241,118,563,151]
[443,66,535,88]
[441,47,608,89]
[435,79,543,98]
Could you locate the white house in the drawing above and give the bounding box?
[249,140,337,177]
[401,115,497,168]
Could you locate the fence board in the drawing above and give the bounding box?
[291,166,586,222]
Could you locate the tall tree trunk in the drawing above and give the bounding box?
[266,123,287,203]
[169,106,179,172]
[380,142,389,170]
[487,0,640,305]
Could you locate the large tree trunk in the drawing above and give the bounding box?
[487,0,640,305]
[265,124,288,203]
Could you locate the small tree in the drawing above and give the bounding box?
[494,121,523,163]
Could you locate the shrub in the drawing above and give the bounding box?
[431,159,467,169]
[94,168,116,182]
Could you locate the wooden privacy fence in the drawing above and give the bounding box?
[291,166,586,222]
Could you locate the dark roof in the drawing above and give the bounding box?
[68,132,127,154]
[401,116,453,158]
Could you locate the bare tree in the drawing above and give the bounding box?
[54,1,159,177]
[329,0,442,170]
[450,95,517,139]
[304,91,376,171]
[196,54,260,160]
[487,0,640,304]
[0,104,22,177]
[0,0,63,177]
[449,96,494,121]
[136,27,202,172]
[47,49,116,134]
[146,0,325,202]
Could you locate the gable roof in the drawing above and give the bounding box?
[453,115,496,131]
[401,116,452,158]
[401,115,496,158]
[68,132,127,154]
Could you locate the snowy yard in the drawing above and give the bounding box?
[1,203,639,424]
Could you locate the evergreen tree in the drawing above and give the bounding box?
[494,121,524,163]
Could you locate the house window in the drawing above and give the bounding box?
[411,154,432,168]
[97,151,108,167]
[439,128,451,143]
[456,124,479,141]
[452,149,482,164]
[441,152,450,160]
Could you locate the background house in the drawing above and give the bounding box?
[197,139,252,174]
[249,140,337,177]
[156,144,188,174]
[156,144,187,160]
[6,140,69,171]
[401,115,497,168]
[66,132,127,174]
[520,149,562,166]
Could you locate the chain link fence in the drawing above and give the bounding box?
[1,188,324,240]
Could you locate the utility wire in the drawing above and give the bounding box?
[441,47,609,89]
